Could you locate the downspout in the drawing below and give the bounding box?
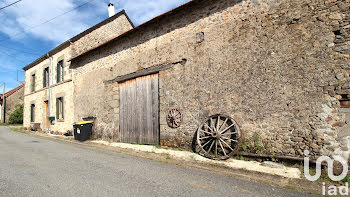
[2,83,5,123]
[47,53,52,133]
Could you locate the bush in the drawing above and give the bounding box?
[8,104,23,124]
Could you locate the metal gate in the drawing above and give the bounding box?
[119,73,159,145]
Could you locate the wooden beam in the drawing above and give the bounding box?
[105,59,186,84]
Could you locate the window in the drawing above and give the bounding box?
[31,74,36,92]
[56,97,64,120]
[43,67,49,88]
[30,104,35,122]
[57,60,64,83]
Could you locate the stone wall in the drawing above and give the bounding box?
[317,0,350,159]
[3,86,24,123]
[71,0,350,159]
[71,13,133,58]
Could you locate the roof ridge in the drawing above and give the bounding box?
[0,84,24,98]
[23,9,133,71]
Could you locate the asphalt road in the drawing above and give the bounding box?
[0,126,318,197]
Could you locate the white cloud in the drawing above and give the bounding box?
[0,0,95,44]
[0,0,191,45]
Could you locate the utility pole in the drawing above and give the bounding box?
[0,83,2,122]
[2,83,5,123]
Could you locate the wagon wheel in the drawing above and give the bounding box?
[166,108,183,128]
[196,114,241,160]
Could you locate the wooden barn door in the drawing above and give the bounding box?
[119,73,159,145]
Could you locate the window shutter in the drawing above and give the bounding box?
[61,97,64,119]
[43,69,46,88]
[34,75,35,91]
[32,75,35,92]
[30,105,33,122]
[47,68,49,86]
[56,98,59,119]
[57,63,60,83]
[61,63,64,81]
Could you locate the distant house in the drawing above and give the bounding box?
[0,84,24,123]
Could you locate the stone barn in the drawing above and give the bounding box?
[66,0,349,160]
[0,84,24,123]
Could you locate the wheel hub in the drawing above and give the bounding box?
[211,131,220,139]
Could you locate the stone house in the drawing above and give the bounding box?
[23,6,134,132]
[67,0,350,160]
[0,84,24,123]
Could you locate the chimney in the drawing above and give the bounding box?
[108,3,115,17]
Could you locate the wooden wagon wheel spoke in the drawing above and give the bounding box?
[218,117,228,132]
[199,129,211,135]
[196,114,242,160]
[218,140,226,156]
[221,136,238,142]
[216,115,220,132]
[220,139,234,151]
[202,139,213,147]
[199,136,211,140]
[204,123,214,133]
[220,123,235,134]
[207,140,215,154]
[210,118,216,131]
[223,132,238,136]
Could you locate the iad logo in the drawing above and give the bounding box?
[304,150,349,196]
[304,150,348,181]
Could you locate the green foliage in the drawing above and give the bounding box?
[238,155,245,160]
[271,156,278,162]
[341,175,350,183]
[8,104,23,124]
[154,145,162,149]
[241,139,247,151]
[253,132,264,153]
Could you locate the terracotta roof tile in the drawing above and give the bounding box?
[0,84,24,99]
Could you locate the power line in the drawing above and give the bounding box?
[0,44,40,56]
[0,0,97,42]
[0,50,28,63]
[0,0,23,10]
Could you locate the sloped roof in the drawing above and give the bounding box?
[0,84,24,99]
[23,10,134,71]
[68,0,197,61]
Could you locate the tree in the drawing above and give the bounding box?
[8,104,23,124]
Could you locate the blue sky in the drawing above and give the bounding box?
[0,0,191,92]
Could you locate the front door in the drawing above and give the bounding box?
[44,101,49,128]
[119,73,159,145]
